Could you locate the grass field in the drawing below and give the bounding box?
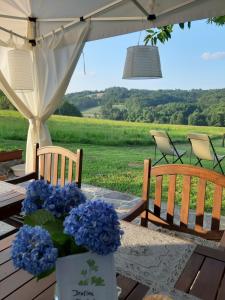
[0,110,225,213]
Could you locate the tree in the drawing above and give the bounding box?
[55,101,82,117]
[144,16,225,45]
[188,111,207,126]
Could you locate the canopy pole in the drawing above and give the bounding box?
[0,26,28,41]
[0,14,27,21]
[36,0,199,43]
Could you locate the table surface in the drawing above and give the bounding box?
[116,221,196,295]
[0,233,149,300]
[0,181,25,220]
[175,244,225,300]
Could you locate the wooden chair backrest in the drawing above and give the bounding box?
[34,144,83,188]
[142,160,225,240]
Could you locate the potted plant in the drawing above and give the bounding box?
[12,181,123,300]
[0,148,23,162]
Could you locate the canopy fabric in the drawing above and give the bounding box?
[0,21,90,172]
[0,0,224,172]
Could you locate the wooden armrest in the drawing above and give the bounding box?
[6,172,37,184]
[122,200,147,222]
[219,230,225,249]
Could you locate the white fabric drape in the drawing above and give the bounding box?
[0,21,90,172]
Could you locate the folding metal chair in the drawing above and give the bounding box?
[187,133,225,174]
[150,130,186,166]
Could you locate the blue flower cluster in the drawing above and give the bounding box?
[22,181,86,218]
[64,200,123,255]
[44,183,86,218]
[12,225,58,276]
[22,180,53,214]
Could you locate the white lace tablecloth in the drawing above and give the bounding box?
[115,221,199,298]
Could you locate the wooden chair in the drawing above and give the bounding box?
[7,143,83,188]
[3,144,83,229]
[124,159,225,241]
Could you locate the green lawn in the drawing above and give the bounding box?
[0,110,225,213]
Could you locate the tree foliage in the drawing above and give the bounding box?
[144,16,224,45]
[64,87,225,127]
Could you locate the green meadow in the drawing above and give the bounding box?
[0,110,224,213]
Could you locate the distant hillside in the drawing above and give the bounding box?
[64,87,225,127]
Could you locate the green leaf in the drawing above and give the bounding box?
[179,23,185,29]
[37,267,55,280]
[91,276,105,286]
[79,279,89,286]
[24,209,55,227]
[81,269,87,276]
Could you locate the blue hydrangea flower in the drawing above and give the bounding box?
[43,186,65,218]
[44,183,86,218]
[64,200,123,255]
[12,225,58,276]
[22,180,53,214]
[62,183,86,213]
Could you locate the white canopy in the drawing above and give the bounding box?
[0,0,224,172]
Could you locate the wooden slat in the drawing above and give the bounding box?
[52,153,59,186]
[39,155,44,179]
[117,275,137,300]
[34,284,56,300]
[75,149,83,188]
[175,253,204,292]
[167,174,176,224]
[5,273,55,300]
[195,245,225,263]
[0,260,18,281]
[151,164,225,187]
[211,185,223,230]
[0,269,33,299]
[180,175,191,228]
[217,274,225,300]
[45,153,51,183]
[0,234,15,251]
[68,159,73,183]
[190,257,225,300]
[195,178,206,232]
[60,155,66,187]
[154,175,163,217]
[126,282,149,300]
[142,159,151,201]
[0,248,11,265]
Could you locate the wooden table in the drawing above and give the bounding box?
[175,244,225,300]
[0,234,149,300]
[0,181,25,220]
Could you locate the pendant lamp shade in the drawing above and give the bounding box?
[8,49,34,91]
[123,45,162,79]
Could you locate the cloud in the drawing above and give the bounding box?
[201,51,225,61]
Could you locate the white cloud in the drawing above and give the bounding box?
[201,51,225,61]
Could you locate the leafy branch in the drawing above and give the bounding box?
[144,16,224,45]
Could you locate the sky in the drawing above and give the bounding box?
[66,20,225,93]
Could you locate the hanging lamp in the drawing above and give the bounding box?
[8,49,34,91]
[123,45,162,79]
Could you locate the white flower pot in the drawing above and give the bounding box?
[56,252,117,300]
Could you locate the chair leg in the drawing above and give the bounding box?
[195,158,203,167]
[174,154,184,164]
[213,159,224,174]
[153,154,168,166]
